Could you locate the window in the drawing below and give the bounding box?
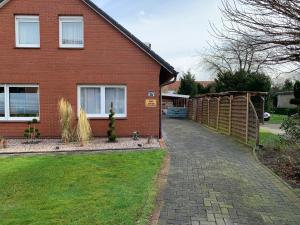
[0,85,40,121]
[78,85,127,118]
[105,88,126,114]
[59,16,84,48]
[15,16,40,48]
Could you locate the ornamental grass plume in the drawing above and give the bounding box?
[58,98,74,143]
[77,108,92,146]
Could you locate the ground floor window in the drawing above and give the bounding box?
[0,85,40,121]
[78,85,127,118]
[0,87,4,117]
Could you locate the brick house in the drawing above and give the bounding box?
[0,0,177,138]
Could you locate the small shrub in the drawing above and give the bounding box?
[24,119,41,143]
[58,98,74,143]
[107,102,117,142]
[77,109,92,146]
[132,131,140,141]
[0,136,6,149]
[281,115,300,143]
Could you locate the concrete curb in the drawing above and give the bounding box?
[149,140,170,225]
[0,147,160,157]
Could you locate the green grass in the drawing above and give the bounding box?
[0,150,165,225]
[268,114,287,124]
[259,129,287,150]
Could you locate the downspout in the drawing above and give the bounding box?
[160,73,178,88]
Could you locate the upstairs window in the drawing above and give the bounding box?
[15,16,40,48]
[59,16,84,48]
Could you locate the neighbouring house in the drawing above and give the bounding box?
[277,91,297,109]
[0,0,177,138]
[162,80,214,94]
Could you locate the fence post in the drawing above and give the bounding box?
[256,116,260,146]
[207,98,210,127]
[229,95,233,135]
[246,93,250,144]
[217,97,220,130]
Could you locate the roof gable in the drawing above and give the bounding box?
[0,0,177,77]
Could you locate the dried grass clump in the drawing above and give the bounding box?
[0,136,6,149]
[58,98,75,143]
[77,109,92,146]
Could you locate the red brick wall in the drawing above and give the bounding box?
[0,0,162,138]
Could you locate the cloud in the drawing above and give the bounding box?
[138,10,146,16]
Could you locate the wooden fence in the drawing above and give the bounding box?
[188,92,265,145]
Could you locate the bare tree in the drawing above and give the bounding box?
[215,0,300,69]
[203,36,271,74]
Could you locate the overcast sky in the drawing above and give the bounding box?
[93,0,222,81]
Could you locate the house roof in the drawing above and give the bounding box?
[0,0,178,78]
[162,93,190,99]
[163,80,214,93]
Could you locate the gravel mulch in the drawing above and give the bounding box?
[0,138,160,154]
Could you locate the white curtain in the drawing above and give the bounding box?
[19,21,40,45]
[80,88,101,114]
[62,22,83,45]
[0,88,4,117]
[9,87,39,117]
[105,88,125,114]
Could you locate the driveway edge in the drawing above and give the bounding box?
[252,146,300,199]
[149,140,170,225]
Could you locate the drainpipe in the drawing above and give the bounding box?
[160,73,178,87]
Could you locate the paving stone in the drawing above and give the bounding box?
[158,119,300,225]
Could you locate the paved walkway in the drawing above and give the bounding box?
[159,119,300,225]
[261,124,285,135]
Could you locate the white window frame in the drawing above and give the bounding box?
[59,16,84,48]
[0,84,40,122]
[0,85,5,120]
[15,15,40,48]
[77,85,127,119]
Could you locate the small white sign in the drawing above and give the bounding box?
[148,91,155,97]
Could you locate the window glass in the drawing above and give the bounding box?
[80,88,101,114]
[60,17,84,48]
[16,16,40,47]
[105,88,125,114]
[0,87,4,117]
[62,22,83,45]
[9,87,39,117]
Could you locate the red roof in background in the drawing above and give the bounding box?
[163,81,214,93]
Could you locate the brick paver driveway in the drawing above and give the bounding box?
[159,119,300,225]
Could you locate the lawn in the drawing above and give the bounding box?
[259,129,286,149]
[268,114,287,124]
[0,150,165,225]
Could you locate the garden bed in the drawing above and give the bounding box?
[256,131,300,189]
[0,138,160,154]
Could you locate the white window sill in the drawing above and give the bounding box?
[84,115,127,120]
[59,45,84,49]
[16,45,40,48]
[0,117,40,122]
